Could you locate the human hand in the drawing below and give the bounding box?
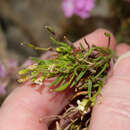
[0,29,130,130]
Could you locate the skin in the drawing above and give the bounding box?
[0,29,130,130]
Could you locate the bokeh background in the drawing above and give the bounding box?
[0,0,130,104]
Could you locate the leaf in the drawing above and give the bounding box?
[50,37,67,47]
[21,42,34,48]
[54,74,75,92]
[49,75,64,87]
[84,38,90,49]
[91,85,102,106]
[74,65,87,76]
[86,48,93,57]
[45,26,55,35]
[79,43,85,50]
[74,66,80,76]
[21,42,49,51]
[31,57,43,63]
[88,79,92,98]
[54,81,70,92]
[95,63,108,79]
[18,75,29,83]
[18,69,29,75]
[70,70,86,88]
[104,32,110,38]
[56,47,69,53]
[93,56,103,62]
[31,77,37,82]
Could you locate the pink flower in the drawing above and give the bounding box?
[0,84,6,95]
[0,59,18,96]
[7,59,18,73]
[62,0,95,19]
[0,63,7,78]
[62,0,75,17]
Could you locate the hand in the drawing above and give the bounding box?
[0,29,130,130]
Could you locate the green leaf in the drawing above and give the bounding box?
[95,63,108,79]
[88,79,92,98]
[50,37,67,47]
[31,57,42,63]
[74,66,80,76]
[18,69,29,75]
[79,43,85,50]
[31,77,37,82]
[91,85,102,106]
[70,69,86,88]
[49,75,64,87]
[45,26,55,35]
[104,32,110,38]
[86,48,93,57]
[93,56,103,62]
[54,81,70,92]
[21,42,49,51]
[54,74,75,92]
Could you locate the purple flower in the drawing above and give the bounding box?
[0,84,6,95]
[7,59,18,73]
[8,59,18,69]
[62,0,75,17]
[0,59,18,96]
[0,63,7,78]
[62,0,95,19]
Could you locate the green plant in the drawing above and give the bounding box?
[18,27,115,129]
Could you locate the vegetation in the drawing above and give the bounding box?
[18,27,115,129]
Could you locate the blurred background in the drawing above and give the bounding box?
[0,0,130,104]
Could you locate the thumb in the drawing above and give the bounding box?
[89,52,130,130]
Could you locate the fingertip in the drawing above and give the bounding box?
[116,43,130,56]
[74,28,116,49]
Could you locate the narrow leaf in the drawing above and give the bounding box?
[45,26,55,35]
[88,79,92,98]
[18,69,29,75]
[54,74,75,92]
[79,43,85,50]
[70,70,86,88]
[21,42,49,51]
[49,75,64,87]
[95,63,108,79]
[104,32,110,38]
[54,82,70,92]
[50,37,67,47]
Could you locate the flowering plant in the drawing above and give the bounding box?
[18,27,115,129]
[62,0,95,19]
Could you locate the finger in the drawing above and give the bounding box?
[74,28,116,49]
[89,52,130,130]
[0,84,72,130]
[116,43,130,56]
[0,29,116,130]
